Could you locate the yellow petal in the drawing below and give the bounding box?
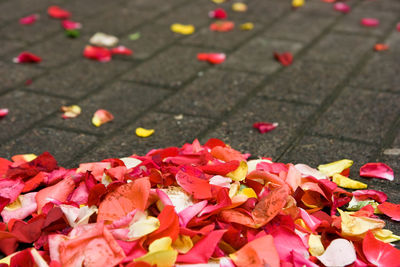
[211,0,225,3]
[149,237,173,252]
[308,234,325,256]
[332,174,367,189]
[0,252,18,265]
[226,161,248,181]
[229,182,240,198]
[373,229,400,243]
[232,2,247,12]
[339,209,385,237]
[11,154,37,162]
[4,196,22,211]
[240,22,254,31]
[292,0,305,7]
[239,187,257,199]
[317,159,353,177]
[136,237,178,267]
[172,235,193,254]
[170,23,195,35]
[136,127,155,138]
[128,216,160,239]
[61,105,81,119]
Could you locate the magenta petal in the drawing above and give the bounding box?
[291,250,319,267]
[19,14,39,25]
[352,189,387,203]
[360,162,394,181]
[253,122,278,133]
[271,226,309,262]
[334,2,350,13]
[178,200,207,227]
[0,179,24,203]
[0,109,8,118]
[361,18,380,27]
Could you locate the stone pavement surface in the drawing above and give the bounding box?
[0,0,400,229]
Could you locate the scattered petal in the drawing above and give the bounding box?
[92,109,114,127]
[318,159,353,177]
[374,43,389,51]
[129,32,141,41]
[232,3,247,12]
[208,8,227,19]
[317,239,356,266]
[378,202,400,221]
[334,2,351,13]
[352,189,387,203]
[361,18,380,27]
[274,52,293,66]
[135,237,178,267]
[363,231,400,266]
[47,6,71,19]
[19,14,39,25]
[197,53,226,64]
[397,22,400,32]
[0,109,8,119]
[136,127,155,138]
[339,209,385,237]
[110,46,133,56]
[13,52,41,63]
[332,173,368,189]
[292,0,305,8]
[209,21,234,32]
[89,32,119,47]
[253,122,278,133]
[360,162,394,181]
[240,22,254,30]
[170,24,195,35]
[61,20,81,30]
[61,105,81,119]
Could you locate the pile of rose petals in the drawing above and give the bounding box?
[0,139,399,266]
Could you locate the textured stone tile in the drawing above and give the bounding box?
[202,97,315,159]
[0,61,43,92]
[45,81,170,134]
[0,38,26,57]
[0,127,97,167]
[122,46,205,88]
[0,91,67,142]
[78,112,214,162]
[159,69,263,117]
[313,87,400,143]
[259,60,349,105]
[27,60,133,98]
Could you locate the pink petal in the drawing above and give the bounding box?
[377,202,400,221]
[0,179,24,203]
[19,14,39,25]
[178,200,208,227]
[91,109,114,126]
[155,189,173,206]
[61,20,81,30]
[333,2,351,13]
[253,122,278,133]
[13,52,41,63]
[0,109,8,118]
[299,208,322,231]
[352,189,387,203]
[317,238,356,266]
[360,162,394,181]
[271,226,309,262]
[361,18,380,27]
[291,250,319,267]
[1,192,37,223]
[363,230,400,266]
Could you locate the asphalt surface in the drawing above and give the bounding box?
[0,0,400,231]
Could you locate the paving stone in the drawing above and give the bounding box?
[334,8,398,36]
[1,15,60,44]
[119,23,181,60]
[57,0,125,21]
[264,8,336,43]
[122,46,205,88]
[78,112,214,162]
[258,60,349,105]
[0,38,26,57]
[27,60,133,98]
[356,0,400,12]
[0,127,97,167]
[201,97,315,159]
[222,36,303,74]
[312,87,400,143]
[158,69,263,118]
[3,33,87,68]
[0,91,67,142]
[0,0,53,25]
[0,61,43,92]
[351,32,400,93]
[280,135,377,178]
[122,0,188,14]
[303,32,377,66]
[181,24,257,50]
[44,81,170,135]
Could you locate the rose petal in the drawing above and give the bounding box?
[178,200,207,227]
[1,192,37,223]
[61,105,81,119]
[339,209,385,237]
[378,202,400,221]
[334,2,351,13]
[92,109,114,127]
[360,162,394,181]
[0,109,8,119]
[170,24,195,35]
[332,173,368,189]
[274,52,293,66]
[316,238,356,266]
[232,3,247,12]
[352,189,387,203]
[19,14,39,25]
[363,231,400,266]
[209,21,234,32]
[13,52,41,63]
[292,0,305,8]
[135,127,155,137]
[197,53,226,64]
[374,43,389,51]
[89,32,119,47]
[240,22,254,30]
[253,122,278,133]
[61,20,81,30]
[317,159,353,177]
[83,46,112,62]
[47,6,71,19]
[208,8,227,19]
[175,171,212,199]
[110,46,133,56]
[361,18,380,27]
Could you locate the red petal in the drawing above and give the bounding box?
[274,52,293,66]
[209,21,235,32]
[363,231,400,266]
[333,2,351,13]
[204,138,226,149]
[352,189,387,203]
[13,52,41,63]
[253,122,278,133]
[197,53,226,64]
[110,46,133,56]
[200,160,239,175]
[10,249,34,267]
[378,202,400,221]
[177,230,226,263]
[147,205,179,243]
[374,44,389,51]
[360,162,394,181]
[208,8,228,19]
[83,46,112,62]
[175,170,212,199]
[10,215,45,243]
[361,18,380,27]
[47,6,71,19]
[61,20,81,30]
[19,14,39,25]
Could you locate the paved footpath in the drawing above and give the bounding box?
[0,0,400,229]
